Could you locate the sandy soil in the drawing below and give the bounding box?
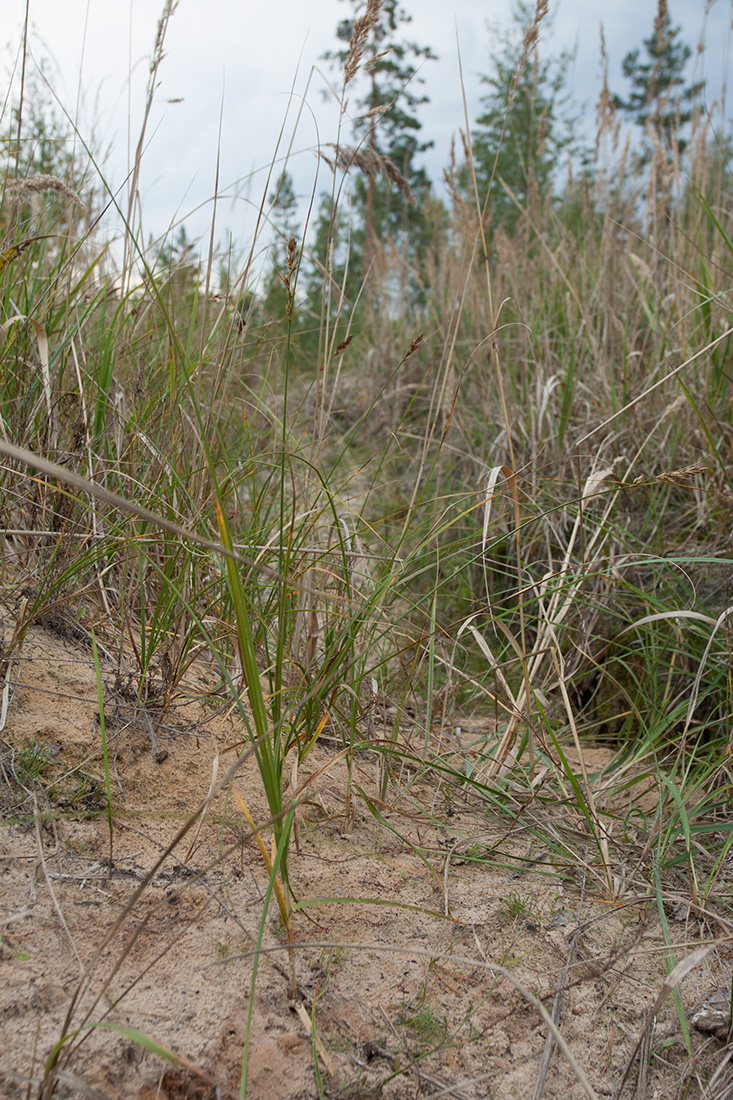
[0,613,731,1099]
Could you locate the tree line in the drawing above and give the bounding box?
[261,0,708,341]
[1,0,712,335]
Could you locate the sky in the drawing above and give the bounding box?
[4,0,731,271]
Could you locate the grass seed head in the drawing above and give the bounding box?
[344,0,382,86]
[5,174,83,206]
[326,144,415,205]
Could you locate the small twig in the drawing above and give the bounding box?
[0,595,28,734]
[700,1045,733,1100]
[144,711,159,756]
[615,945,715,1099]
[533,861,588,1100]
[414,1068,475,1100]
[633,1009,654,1100]
[0,657,20,735]
[33,796,85,976]
[532,930,580,1100]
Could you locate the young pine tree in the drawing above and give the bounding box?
[470,0,578,234]
[613,0,704,160]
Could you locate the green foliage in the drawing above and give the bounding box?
[13,739,51,785]
[612,0,704,159]
[0,62,84,240]
[470,0,579,232]
[0,68,75,180]
[397,1004,448,1049]
[498,891,538,924]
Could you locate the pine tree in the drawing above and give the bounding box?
[320,0,437,286]
[470,1,578,233]
[153,225,199,304]
[613,0,703,158]
[155,225,196,271]
[262,170,300,319]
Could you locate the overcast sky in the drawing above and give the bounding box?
[4,0,731,269]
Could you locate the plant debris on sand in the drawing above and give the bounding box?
[1,622,731,1100]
